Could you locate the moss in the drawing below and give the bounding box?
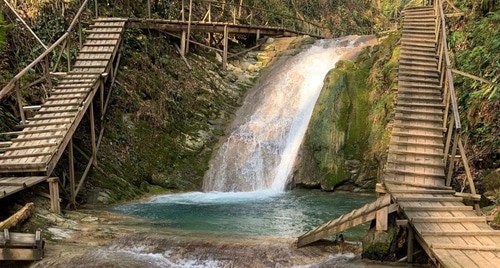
[295,33,400,190]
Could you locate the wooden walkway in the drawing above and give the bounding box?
[128,19,324,38]
[297,5,500,268]
[0,18,126,206]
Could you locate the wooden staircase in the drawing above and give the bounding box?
[297,5,500,267]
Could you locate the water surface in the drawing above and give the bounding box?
[114,190,376,240]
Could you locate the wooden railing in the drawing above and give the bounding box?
[0,0,95,124]
[433,0,480,203]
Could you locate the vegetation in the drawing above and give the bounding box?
[447,1,499,201]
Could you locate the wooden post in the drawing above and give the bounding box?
[180,31,187,56]
[89,102,97,165]
[15,82,26,124]
[208,3,212,22]
[186,0,193,54]
[94,0,98,17]
[43,57,53,91]
[181,0,185,21]
[446,132,459,186]
[223,24,228,70]
[48,178,61,214]
[68,139,76,207]
[376,206,389,231]
[233,5,236,24]
[443,117,455,164]
[256,29,260,42]
[147,0,151,18]
[67,33,71,72]
[100,77,104,117]
[407,226,414,263]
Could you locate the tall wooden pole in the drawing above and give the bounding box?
[186,0,193,54]
[223,24,228,70]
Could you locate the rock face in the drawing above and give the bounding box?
[292,34,400,191]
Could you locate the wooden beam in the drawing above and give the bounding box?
[431,244,500,251]
[407,225,414,263]
[376,206,389,231]
[411,217,486,223]
[89,102,97,165]
[421,230,500,236]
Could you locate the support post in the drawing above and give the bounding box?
[186,0,193,54]
[223,24,228,70]
[44,57,53,91]
[67,33,71,72]
[147,0,151,18]
[89,102,97,165]
[376,206,389,231]
[94,0,98,17]
[256,29,260,42]
[68,139,76,207]
[446,132,459,186]
[407,226,414,263]
[48,178,61,214]
[15,82,26,124]
[180,31,186,56]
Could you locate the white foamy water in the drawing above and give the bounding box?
[203,36,377,192]
[149,190,281,204]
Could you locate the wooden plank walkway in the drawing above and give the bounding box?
[127,19,324,38]
[0,19,126,197]
[297,6,500,268]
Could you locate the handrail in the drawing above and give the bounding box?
[0,0,90,100]
[434,0,479,203]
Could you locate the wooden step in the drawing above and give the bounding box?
[393,123,446,132]
[37,108,79,114]
[394,107,444,116]
[399,60,437,68]
[397,196,462,202]
[398,76,439,84]
[387,158,444,169]
[403,206,473,211]
[402,29,436,36]
[386,168,445,178]
[400,50,437,58]
[400,42,436,50]
[398,81,441,90]
[396,101,444,108]
[398,89,442,96]
[402,34,436,42]
[17,120,71,128]
[86,36,121,41]
[1,128,67,136]
[58,79,96,85]
[397,94,442,102]
[389,149,443,158]
[420,230,500,236]
[398,69,439,79]
[49,95,87,101]
[51,90,91,95]
[390,140,444,149]
[399,53,438,62]
[411,216,486,223]
[389,189,453,194]
[392,131,443,139]
[42,102,82,108]
[1,143,58,152]
[401,39,436,47]
[85,29,123,34]
[82,43,117,47]
[403,25,435,31]
[430,244,500,251]
[384,179,450,190]
[404,18,436,23]
[55,84,94,89]
[29,114,76,121]
[0,152,52,160]
[404,14,435,19]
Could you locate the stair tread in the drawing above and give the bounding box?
[397,101,444,108]
[400,60,438,67]
[386,168,445,177]
[393,123,446,132]
[398,89,442,95]
[387,158,444,168]
[389,149,444,157]
[392,131,443,139]
[390,140,444,148]
[398,81,441,89]
[400,54,438,62]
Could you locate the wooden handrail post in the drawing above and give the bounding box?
[68,138,76,207]
[208,3,212,23]
[66,33,71,72]
[94,0,98,17]
[78,17,83,48]
[181,0,185,21]
[458,137,476,195]
[443,117,455,165]
[15,81,26,124]
[446,132,459,186]
[43,57,52,91]
[233,5,236,24]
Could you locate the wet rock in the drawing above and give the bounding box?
[81,216,99,223]
[47,227,75,240]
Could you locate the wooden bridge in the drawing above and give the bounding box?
[0,0,325,215]
[297,1,500,267]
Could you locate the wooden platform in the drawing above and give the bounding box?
[0,176,51,198]
[0,230,44,260]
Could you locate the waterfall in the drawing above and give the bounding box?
[203,35,377,192]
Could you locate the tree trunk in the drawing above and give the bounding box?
[0,203,35,230]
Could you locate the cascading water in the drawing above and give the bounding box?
[204,35,377,192]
